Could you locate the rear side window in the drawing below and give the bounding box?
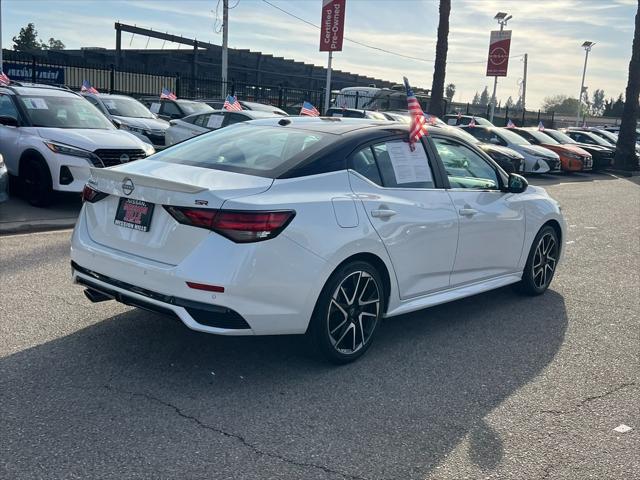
[153,124,330,178]
[0,95,19,119]
[351,140,435,189]
[161,101,181,117]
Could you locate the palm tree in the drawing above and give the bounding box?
[429,0,451,118]
[614,2,640,171]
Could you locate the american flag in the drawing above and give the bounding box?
[300,101,319,117]
[0,71,10,86]
[506,119,516,128]
[223,95,243,111]
[160,88,177,100]
[403,77,428,149]
[81,80,98,94]
[425,114,438,126]
[468,117,476,127]
[538,121,545,131]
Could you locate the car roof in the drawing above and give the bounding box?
[82,93,137,100]
[0,83,79,97]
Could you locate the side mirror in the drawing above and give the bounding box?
[507,173,528,193]
[0,116,19,127]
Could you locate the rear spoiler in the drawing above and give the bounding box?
[89,167,207,194]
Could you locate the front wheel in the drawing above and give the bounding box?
[21,157,53,207]
[517,225,559,295]
[308,261,384,364]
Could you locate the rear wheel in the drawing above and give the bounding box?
[517,225,559,295]
[309,261,384,364]
[21,157,53,207]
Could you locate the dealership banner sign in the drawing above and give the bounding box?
[486,30,512,77]
[319,0,346,52]
[3,62,65,84]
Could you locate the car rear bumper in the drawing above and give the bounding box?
[70,207,326,336]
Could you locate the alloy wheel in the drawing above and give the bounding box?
[532,233,557,289]
[326,271,380,355]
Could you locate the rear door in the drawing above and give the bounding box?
[0,94,25,175]
[430,135,526,286]
[348,137,458,299]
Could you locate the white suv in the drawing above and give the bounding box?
[0,83,155,206]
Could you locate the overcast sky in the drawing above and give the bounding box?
[2,0,637,109]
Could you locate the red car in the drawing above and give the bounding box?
[511,128,593,172]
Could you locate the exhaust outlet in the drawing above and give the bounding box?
[84,288,112,303]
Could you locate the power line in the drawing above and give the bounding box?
[261,0,523,65]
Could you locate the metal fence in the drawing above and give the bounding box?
[3,51,560,123]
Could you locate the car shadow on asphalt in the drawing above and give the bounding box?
[1,287,568,479]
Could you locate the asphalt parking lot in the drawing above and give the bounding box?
[1,172,638,480]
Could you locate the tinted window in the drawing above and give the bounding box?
[371,140,435,189]
[433,137,499,190]
[351,146,382,185]
[0,95,19,119]
[497,128,530,145]
[225,112,249,125]
[101,97,154,118]
[161,101,181,117]
[153,123,329,177]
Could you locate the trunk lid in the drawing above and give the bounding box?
[84,159,273,265]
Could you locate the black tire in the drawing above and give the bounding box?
[308,261,385,364]
[21,157,53,207]
[517,225,559,296]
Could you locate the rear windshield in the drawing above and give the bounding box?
[522,129,559,145]
[544,130,576,144]
[153,123,331,177]
[178,101,213,115]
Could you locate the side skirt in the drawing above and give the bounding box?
[385,273,522,318]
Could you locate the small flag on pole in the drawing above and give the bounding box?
[223,95,243,111]
[81,80,98,94]
[0,71,10,86]
[538,121,545,131]
[403,76,428,150]
[506,119,516,128]
[160,88,177,100]
[468,117,476,127]
[300,101,320,117]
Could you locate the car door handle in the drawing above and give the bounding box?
[458,208,478,217]
[371,209,397,218]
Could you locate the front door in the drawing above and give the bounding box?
[430,135,526,286]
[349,138,459,299]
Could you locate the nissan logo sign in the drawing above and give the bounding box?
[122,178,134,196]
[120,153,130,163]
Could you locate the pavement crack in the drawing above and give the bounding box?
[103,385,368,480]
[538,382,637,415]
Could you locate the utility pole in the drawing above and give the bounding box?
[521,53,528,111]
[222,0,229,93]
[324,51,332,114]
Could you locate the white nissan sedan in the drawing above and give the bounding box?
[71,118,565,363]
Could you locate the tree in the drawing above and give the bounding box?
[479,86,490,107]
[429,0,451,117]
[541,95,585,115]
[614,2,640,171]
[604,94,626,117]
[472,91,480,105]
[505,96,514,109]
[12,23,65,51]
[591,89,605,116]
[445,83,456,102]
[44,38,66,50]
[12,23,41,50]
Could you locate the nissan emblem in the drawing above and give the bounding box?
[122,178,134,196]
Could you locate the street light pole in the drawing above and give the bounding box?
[489,12,512,123]
[576,41,594,126]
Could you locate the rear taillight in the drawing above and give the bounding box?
[82,184,109,203]
[164,207,295,243]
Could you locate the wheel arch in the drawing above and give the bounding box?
[19,148,49,176]
[542,219,563,254]
[329,252,392,314]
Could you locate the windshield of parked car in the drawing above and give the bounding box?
[523,130,560,145]
[449,127,480,144]
[101,97,154,118]
[153,123,331,177]
[178,101,213,115]
[20,95,114,129]
[582,132,614,146]
[592,130,618,143]
[497,128,530,146]
[544,130,576,144]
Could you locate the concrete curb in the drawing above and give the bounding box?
[0,217,77,235]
